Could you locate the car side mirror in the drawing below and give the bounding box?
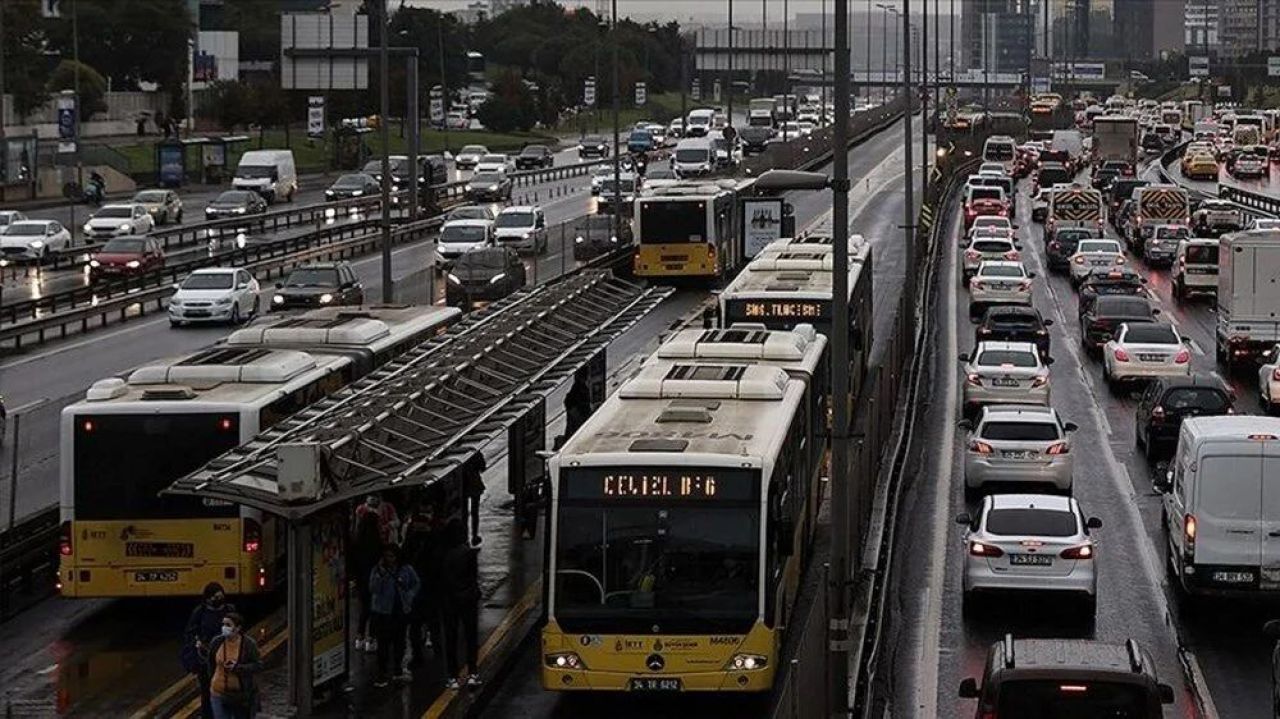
[1152,308,1161,315]
[958,678,980,699]
[172,283,181,291]
[954,512,973,526]
[1182,336,1192,344]
[1154,468,1174,493]
[957,419,974,431]
[957,353,969,363]
[1158,684,1175,704]
[1064,422,1079,432]
[1086,517,1103,529]
[1044,357,1055,365]
[1043,318,1055,326]
[1012,223,1021,229]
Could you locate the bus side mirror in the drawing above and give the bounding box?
[958,678,980,699]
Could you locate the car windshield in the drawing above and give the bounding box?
[472,172,503,184]
[972,240,1013,253]
[575,216,614,233]
[238,165,276,179]
[95,207,133,219]
[1097,298,1153,316]
[100,239,145,253]
[581,137,604,145]
[974,218,1009,229]
[995,680,1148,717]
[601,179,636,193]
[448,207,490,222]
[1164,387,1229,412]
[1055,230,1095,242]
[1078,241,1119,253]
[456,250,506,270]
[4,223,45,236]
[182,273,235,290]
[977,350,1037,368]
[135,191,167,202]
[441,225,488,243]
[496,212,534,228]
[676,148,709,163]
[460,145,486,155]
[333,175,368,188]
[481,155,507,164]
[1185,244,1219,263]
[214,192,252,205]
[285,268,339,287]
[1124,324,1179,344]
[1039,167,1071,184]
[980,420,1060,441]
[980,265,1025,278]
[520,146,548,156]
[1156,227,1190,239]
[970,188,1003,201]
[647,167,677,179]
[985,507,1076,535]
[629,131,651,141]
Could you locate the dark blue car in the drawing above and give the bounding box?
[627,129,654,154]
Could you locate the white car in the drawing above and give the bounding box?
[454,145,490,170]
[965,216,1015,245]
[960,341,1052,415]
[132,189,184,225]
[1,220,72,261]
[1250,218,1280,230]
[83,203,154,241]
[1068,238,1126,284]
[493,205,547,254]
[969,261,1034,315]
[1257,344,1280,413]
[590,166,614,196]
[1171,238,1219,300]
[436,218,494,267]
[962,236,1020,281]
[475,154,513,174]
[168,267,261,326]
[957,494,1100,617]
[1232,151,1268,178]
[0,210,28,230]
[1102,322,1190,390]
[978,162,1008,176]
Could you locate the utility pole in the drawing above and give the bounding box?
[828,0,853,710]
[379,0,393,303]
[867,0,874,105]
[903,0,914,299]
[71,0,82,240]
[438,19,449,153]
[783,0,790,140]
[821,0,827,126]
[611,0,621,252]
[922,0,929,202]
[934,0,940,109]
[728,0,734,126]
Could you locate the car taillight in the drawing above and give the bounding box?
[1074,256,1085,264]
[1114,347,1131,362]
[1272,367,1280,382]
[1060,544,1094,559]
[965,249,979,260]
[1115,257,1125,265]
[1019,281,1032,291]
[997,209,1008,217]
[1046,441,1069,455]
[243,518,262,553]
[969,440,994,454]
[969,540,1004,557]
[1184,513,1197,546]
[1175,348,1191,364]
[966,373,983,387]
[1005,250,1020,260]
[1151,405,1166,421]
[1031,376,1047,388]
[60,521,73,557]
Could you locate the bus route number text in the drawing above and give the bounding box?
[602,473,718,500]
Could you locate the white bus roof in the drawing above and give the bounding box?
[721,240,870,300]
[650,325,827,379]
[226,305,457,350]
[758,233,869,256]
[554,360,806,467]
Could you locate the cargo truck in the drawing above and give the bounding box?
[1216,230,1280,369]
[1092,115,1139,167]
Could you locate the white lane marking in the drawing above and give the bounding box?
[916,196,957,719]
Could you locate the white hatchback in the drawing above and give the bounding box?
[1,220,72,261]
[1068,238,1126,284]
[169,267,261,326]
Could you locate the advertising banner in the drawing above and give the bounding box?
[742,198,785,258]
[312,510,347,687]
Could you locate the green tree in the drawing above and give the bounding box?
[476,72,536,132]
[2,0,52,119]
[44,0,192,95]
[46,60,108,121]
[200,80,253,132]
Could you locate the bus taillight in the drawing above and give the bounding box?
[59,521,73,556]
[243,518,262,553]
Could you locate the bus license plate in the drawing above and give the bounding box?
[1213,571,1254,584]
[630,678,682,692]
[134,570,179,583]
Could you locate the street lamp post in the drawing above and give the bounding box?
[379,0,393,303]
[877,4,893,104]
[611,0,622,254]
[727,0,734,128]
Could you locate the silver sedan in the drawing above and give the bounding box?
[957,493,1100,618]
[960,341,1052,415]
[961,404,1077,494]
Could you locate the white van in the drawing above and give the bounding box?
[233,150,298,204]
[1160,416,1280,597]
[982,135,1017,175]
[1171,238,1219,300]
[685,109,716,138]
[672,138,713,177]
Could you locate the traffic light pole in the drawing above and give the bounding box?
[379,0,393,303]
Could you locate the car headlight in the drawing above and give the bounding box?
[119,223,132,231]
[545,652,586,670]
[522,232,532,240]
[272,294,284,305]
[89,259,101,267]
[488,272,506,284]
[148,208,158,214]
[465,184,473,192]
[325,190,334,197]
[447,273,461,285]
[28,240,44,249]
[574,235,584,244]
[610,235,618,243]
[126,260,140,268]
[215,297,233,305]
[83,224,92,233]
[352,190,363,196]
[725,654,768,671]
[319,293,334,304]
[232,207,246,214]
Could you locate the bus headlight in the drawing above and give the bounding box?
[726,654,768,671]
[546,652,586,669]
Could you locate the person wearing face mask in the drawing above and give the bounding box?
[368,543,420,687]
[183,582,236,719]
[206,613,263,719]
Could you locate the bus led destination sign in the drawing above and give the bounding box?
[728,299,828,322]
[603,472,719,499]
[562,468,757,501]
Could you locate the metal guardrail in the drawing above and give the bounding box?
[0,506,58,620]
[1156,141,1280,223]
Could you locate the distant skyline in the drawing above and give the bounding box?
[410,1,956,24]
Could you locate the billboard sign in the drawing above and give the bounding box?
[1270,57,1280,77]
[56,94,76,154]
[307,96,325,137]
[1050,62,1106,81]
[742,198,785,258]
[635,81,647,107]
[584,77,596,106]
[1190,56,1210,78]
[691,78,702,101]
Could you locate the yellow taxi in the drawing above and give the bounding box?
[1182,151,1219,180]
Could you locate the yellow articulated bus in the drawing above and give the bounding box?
[542,343,825,693]
[58,305,458,598]
[633,180,744,283]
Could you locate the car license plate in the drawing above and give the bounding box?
[1138,353,1166,362]
[1002,450,1033,459]
[133,570,179,583]
[1091,259,1111,266]
[992,378,1020,387]
[1010,554,1053,566]
[630,678,682,692]
[1213,570,1254,584]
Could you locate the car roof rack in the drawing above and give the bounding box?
[1003,634,1016,669]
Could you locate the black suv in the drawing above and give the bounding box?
[272,262,364,310]
[1045,228,1097,271]
[975,306,1053,359]
[577,135,610,159]
[1135,375,1234,461]
[959,636,1175,718]
[514,144,555,170]
[1078,267,1147,305]
[738,126,775,155]
[1080,295,1159,351]
[572,214,632,261]
[1108,179,1148,221]
[445,246,526,308]
[1034,162,1072,192]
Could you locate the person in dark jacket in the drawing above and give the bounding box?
[402,504,444,668]
[368,544,420,686]
[351,509,383,654]
[185,582,236,719]
[462,453,486,546]
[439,519,481,689]
[206,612,263,719]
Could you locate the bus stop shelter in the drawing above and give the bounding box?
[155,135,250,187]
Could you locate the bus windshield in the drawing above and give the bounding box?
[554,467,760,633]
[639,200,707,244]
[73,413,240,520]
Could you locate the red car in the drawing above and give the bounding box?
[963,186,1010,231]
[88,236,165,281]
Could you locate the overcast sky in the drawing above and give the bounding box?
[411,1,950,24]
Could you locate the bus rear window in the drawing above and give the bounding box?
[639,201,706,244]
[73,414,241,520]
[996,680,1150,717]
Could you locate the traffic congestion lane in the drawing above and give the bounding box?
[0,171,601,528]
